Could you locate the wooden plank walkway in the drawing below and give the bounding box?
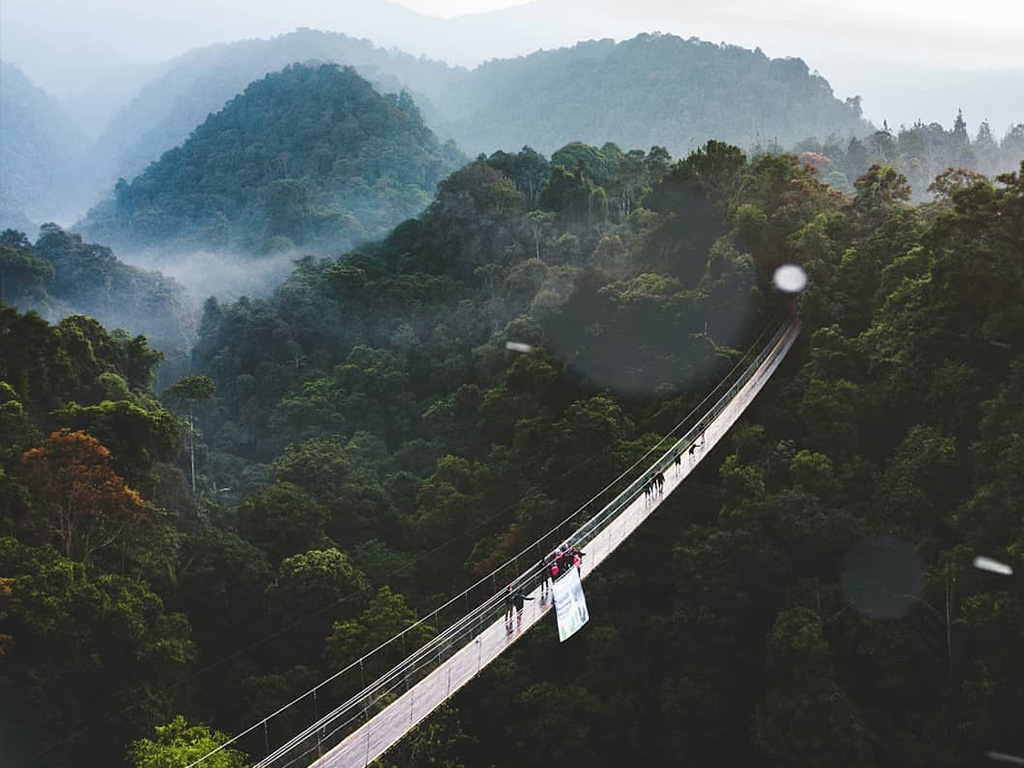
[304,321,801,768]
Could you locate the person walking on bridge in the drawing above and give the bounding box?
[537,553,554,600]
[512,587,534,630]
[504,586,515,632]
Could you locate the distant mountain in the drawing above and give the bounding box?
[60,60,169,141]
[435,34,870,157]
[84,28,869,192]
[78,63,465,256]
[0,62,88,228]
[81,29,467,199]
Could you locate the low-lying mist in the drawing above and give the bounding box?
[120,248,303,306]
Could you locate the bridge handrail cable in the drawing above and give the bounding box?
[190,316,793,767]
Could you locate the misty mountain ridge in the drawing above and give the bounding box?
[434,33,870,156]
[0,61,89,230]
[4,24,1020,230]
[9,0,1020,135]
[78,63,465,257]
[72,29,870,207]
[0,225,195,351]
[81,29,468,202]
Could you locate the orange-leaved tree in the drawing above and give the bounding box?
[20,429,145,561]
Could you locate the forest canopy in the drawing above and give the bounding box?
[1,139,1022,767]
[78,63,465,256]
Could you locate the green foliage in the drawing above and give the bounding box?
[447,35,868,158]
[129,715,249,768]
[795,116,1024,202]
[0,232,53,305]
[0,537,195,765]
[236,481,331,564]
[163,375,216,410]
[266,548,371,663]
[754,608,870,767]
[54,399,180,490]
[6,139,1022,768]
[81,63,465,255]
[326,586,435,670]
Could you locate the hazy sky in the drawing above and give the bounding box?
[396,0,523,16]
[395,0,1024,63]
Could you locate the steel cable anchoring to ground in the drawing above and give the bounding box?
[187,315,791,768]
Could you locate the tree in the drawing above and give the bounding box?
[326,586,434,672]
[539,167,593,222]
[0,381,38,464]
[0,238,54,304]
[20,429,146,562]
[266,548,370,663]
[163,375,216,494]
[55,399,180,492]
[236,481,331,564]
[1,537,195,765]
[551,142,615,186]
[853,164,911,225]
[754,607,870,767]
[129,715,248,768]
[272,435,396,547]
[927,167,987,202]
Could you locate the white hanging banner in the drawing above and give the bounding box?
[552,566,589,642]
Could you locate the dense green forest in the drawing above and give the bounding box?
[79,63,465,255]
[438,33,869,156]
[792,111,1024,200]
[5,27,1021,231]
[0,225,194,353]
[4,28,880,230]
[1,137,1022,768]
[75,29,874,176]
[82,28,463,199]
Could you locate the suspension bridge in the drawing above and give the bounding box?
[191,317,802,768]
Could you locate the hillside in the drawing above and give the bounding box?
[79,30,871,187]
[82,29,466,197]
[794,113,1024,200]
[436,34,869,156]
[0,62,87,228]
[5,136,1022,765]
[0,225,195,351]
[78,63,465,256]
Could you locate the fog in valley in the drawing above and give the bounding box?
[127,249,303,307]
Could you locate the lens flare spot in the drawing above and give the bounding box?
[974,556,1013,576]
[987,752,1024,765]
[773,264,807,293]
[841,537,924,620]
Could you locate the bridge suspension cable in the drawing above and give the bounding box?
[189,316,800,768]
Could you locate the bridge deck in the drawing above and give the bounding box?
[304,322,800,768]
